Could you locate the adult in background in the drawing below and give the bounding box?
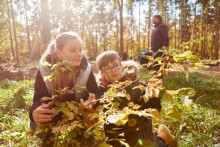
[140,15,169,71]
[151,14,169,56]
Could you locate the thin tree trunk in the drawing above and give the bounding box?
[24,0,32,60]
[116,12,119,51]
[10,0,19,64]
[118,0,124,54]
[138,1,141,53]
[7,0,14,58]
[147,0,152,52]
[41,0,51,49]
[192,2,196,52]
[174,0,177,49]
[213,0,219,59]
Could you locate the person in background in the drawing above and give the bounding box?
[29,32,98,129]
[96,51,175,147]
[151,15,169,56]
[140,15,169,72]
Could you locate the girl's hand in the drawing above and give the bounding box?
[79,93,96,110]
[32,102,54,124]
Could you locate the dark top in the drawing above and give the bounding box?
[29,56,99,126]
[151,22,169,52]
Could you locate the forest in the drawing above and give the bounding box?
[0,0,220,146]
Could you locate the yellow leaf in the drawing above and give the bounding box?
[148,109,161,121]
[66,101,79,114]
[128,118,137,127]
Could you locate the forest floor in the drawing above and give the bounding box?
[0,61,219,80]
[0,60,219,80]
[169,64,220,79]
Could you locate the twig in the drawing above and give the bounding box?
[194,94,207,103]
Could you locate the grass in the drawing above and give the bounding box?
[0,80,39,146]
[160,72,220,146]
[0,72,220,146]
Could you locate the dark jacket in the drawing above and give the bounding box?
[29,55,99,127]
[151,22,169,52]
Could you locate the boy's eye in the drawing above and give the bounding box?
[103,63,121,73]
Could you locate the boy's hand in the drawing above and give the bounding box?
[32,102,54,124]
[79,93,96,110]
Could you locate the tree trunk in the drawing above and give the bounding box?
[138,1,141,53]
[7,0,14,58]
[192,2,196,52]
[213,0,219,59]
[147,0,152,52]
[41,0,51,49]
[24,0,32,60]
[118,0,124,55]
[10,0,19,64]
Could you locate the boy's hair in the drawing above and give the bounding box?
[96,51,121,70]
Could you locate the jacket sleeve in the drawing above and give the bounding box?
[160,25,169,47]
[29,70,50,122]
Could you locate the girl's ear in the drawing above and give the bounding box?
[55,49,62,58]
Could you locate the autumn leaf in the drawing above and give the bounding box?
[128,118,137,126]
[66,101,79,114]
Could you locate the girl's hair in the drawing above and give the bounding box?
[96,51,121,70]
[55,32,82,50]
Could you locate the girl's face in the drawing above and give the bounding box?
[101,59,123,83]
[56,39,82,66]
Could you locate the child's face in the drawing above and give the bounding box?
[56,39,82,66]
[101,59,123,83]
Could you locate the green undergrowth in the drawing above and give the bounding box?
[161,74,220,146]
[0,80,37,146]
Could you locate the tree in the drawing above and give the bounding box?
[10,0,19,64]
[6,0,14,58]
[24,0,32,59]
[40,0,51,49]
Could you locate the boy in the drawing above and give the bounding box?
[96,51,175,147]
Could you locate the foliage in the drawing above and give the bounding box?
[33,71,163,146]
[0,80,37,146]
[161,74,220,146]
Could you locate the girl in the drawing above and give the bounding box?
[29,32,98,128]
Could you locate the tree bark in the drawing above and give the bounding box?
[24,0,32,60]
[10,0,19,64]
[118,0,124,55]
[40,0,51,49]
[7,0,14,58]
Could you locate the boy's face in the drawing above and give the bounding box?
[101,59,123,83]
